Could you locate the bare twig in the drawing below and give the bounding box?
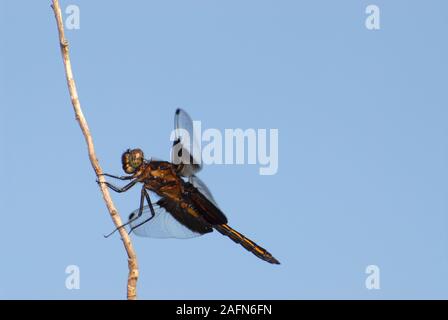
[51,0,138,299]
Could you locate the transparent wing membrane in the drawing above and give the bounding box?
[189,175,218,206]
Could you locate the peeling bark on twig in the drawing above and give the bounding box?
[51,0,138,300]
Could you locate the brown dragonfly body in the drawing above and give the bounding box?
[101,110,280,265]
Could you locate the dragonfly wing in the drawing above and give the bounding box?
[171,108,202,176]
[189,175,218,206]
[185,175,228,225]
[128,203,209,239]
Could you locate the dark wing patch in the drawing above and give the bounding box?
[184,182,228,225]
[171,108,202,176]
[156,197,213,235]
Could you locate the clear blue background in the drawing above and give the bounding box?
[1,0,447,299]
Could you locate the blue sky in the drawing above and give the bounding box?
[0,0,448,299]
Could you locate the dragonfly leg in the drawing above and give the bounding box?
[99,179,139,193]
[104,186,149,238]
[144,189,156,217]
[99,173,134,180]
[135,186,148,220]
[128,189,157,234]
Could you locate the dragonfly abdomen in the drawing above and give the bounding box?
[214,224,280,265]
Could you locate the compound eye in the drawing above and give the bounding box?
[130,149,144,168]
[122,151,136,174]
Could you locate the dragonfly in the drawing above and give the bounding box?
[99,109,280,265]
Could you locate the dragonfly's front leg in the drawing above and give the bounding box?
[99,173,134,181]
[98,178,139,193]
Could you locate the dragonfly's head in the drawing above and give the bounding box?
[122,148,144,174]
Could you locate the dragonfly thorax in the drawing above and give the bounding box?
[122,148,145,174]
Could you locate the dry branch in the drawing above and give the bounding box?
[51,0,138,300]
